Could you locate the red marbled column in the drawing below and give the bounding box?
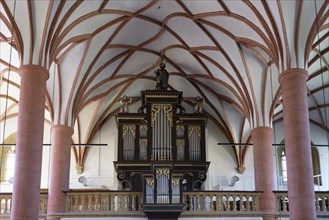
[47,125,73,219]
[279,68,316,220]
[11,65,49,220]
[252,126,276,220]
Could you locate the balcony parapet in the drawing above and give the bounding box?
[0,190,328,218]
[65,189,144,217]
[0,191,48,219]
[274,191,328,217]
[181,191,262,217]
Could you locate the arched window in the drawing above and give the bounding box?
[281,150,287,184]
[4,147,15,181]
[0,133,16,182]
[277,143,322,186]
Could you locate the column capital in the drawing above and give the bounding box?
[279,68,308,84]
[251,126,272,137]
[52,125,74,136]
[19,64,49,80]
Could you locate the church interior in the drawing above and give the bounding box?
[0,1,328,220]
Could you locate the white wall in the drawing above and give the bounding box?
[69,117,118,189]
[3,109,327,193]
[205,120,255,191]
[65,115,329,192]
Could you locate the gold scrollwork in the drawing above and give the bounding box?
[188,126,201,137]
[122,125,136,138]
[139,139,148,145]
[140,125,148,130]
[146,178,154,189]
[151,104,173,127]
[171,178,180,187]
[156,168,170,179]
[176,125,184,131]
[176,139,185,146]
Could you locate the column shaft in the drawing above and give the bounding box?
[47,125,73,218]
[11,65,49,220]
[279,68,316,220]
[252,126,276,220]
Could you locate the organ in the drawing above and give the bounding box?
[114,88,209,219]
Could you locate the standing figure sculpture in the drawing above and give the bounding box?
[194,96,204,113]
[155,63,169,90]
[119,95,132,113]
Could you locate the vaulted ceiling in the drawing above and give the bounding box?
[0,0,328,168]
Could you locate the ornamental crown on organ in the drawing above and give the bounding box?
[114,63,209,209]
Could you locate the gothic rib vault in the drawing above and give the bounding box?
[0,0,328,172]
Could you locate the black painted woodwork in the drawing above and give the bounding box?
[114,90,209,220]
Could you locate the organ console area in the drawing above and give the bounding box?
[114,89,209,219]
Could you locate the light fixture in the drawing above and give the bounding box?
[78,176,88,186]
[230,176,239,187]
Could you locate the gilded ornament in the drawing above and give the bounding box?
[151,104,173,127]
[122,125,136,138]
[156,168,170,178]
[171,178,180,187]
[188,126,201,137]
[146,178,154,188]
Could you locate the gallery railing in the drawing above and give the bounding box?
[0,191,328,218]
[0,192,48,217]
[65,190,143,214]
[181,191,261,217]
[274,191,329,217]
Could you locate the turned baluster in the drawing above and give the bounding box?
[117,194,122,211]
[233,195,237,211]
[74,195,79,210]
[87,194,92,210]
[245,196,250,211]
[111,194,116,211]
[321,197,327,212]
[4,198,9,213]
[224,195,229,212]
[196,195,201,211]
[101,194,109,211]
[81,195,86,210]
[124,195,129,211]
[282,197,288,212]
[94,194,100,210]
[217,195,223,211]
[209,195,214,211]
[240,196,246,211]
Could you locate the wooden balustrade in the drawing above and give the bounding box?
[181,191,261,214]
[0,192,48,216]
[0,193,12,214]
[315,192,329,213]
[0,191,327,218]
[65,190,143,214]
[274,191,329,216]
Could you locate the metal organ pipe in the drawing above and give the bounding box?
[152,106,173,161]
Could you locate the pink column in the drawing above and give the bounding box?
[11,65,49,220]
[279,68,316,220]
[47,125,73,219]
[252,126,276,220]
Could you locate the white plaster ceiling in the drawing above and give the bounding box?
[0,0,328,166]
